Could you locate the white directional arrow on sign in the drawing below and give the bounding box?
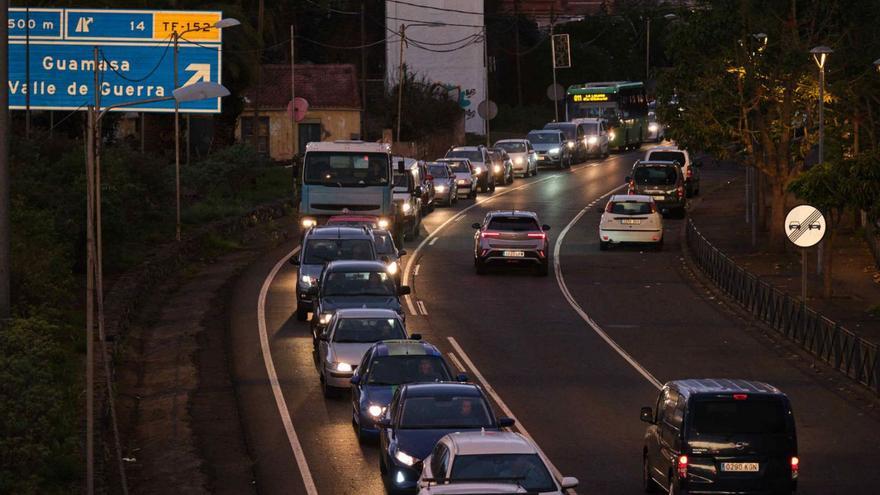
[183,63,211,87]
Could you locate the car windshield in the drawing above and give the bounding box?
[302,239,374,264]
[372,232,396,255]
[399,396,493,429]
[365,356,452,385]
[449,454,556,493]
[322,271,396,296]
[447,150,483,163]
[303,152,389,186]
[581,123,599,135]
[634,166,678,186]
[608,201,653,215]
[428,165,449,178]
[526,132,561,144]
[495,142,526,153]
[649,151,685,165]
[332,318,406,343]
[392,173,410,189]
[690,399,787,437]
[445,161,471,173]
[543,124,575,140]
[487,216,540,232]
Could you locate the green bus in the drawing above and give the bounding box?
[566,81,648,151]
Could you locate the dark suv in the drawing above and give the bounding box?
[627,160,686,217]
[292,226,377,321]
[472,210,551,276]
[640,379,798,495]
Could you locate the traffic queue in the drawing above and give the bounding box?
[291,124,799,494]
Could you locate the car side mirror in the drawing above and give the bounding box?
[456,373,468,382]
[542,224,551,231]
[397,249,407,256]
[561,477,579,489]
[289,257,300,266]
[398,285,411,296]
[497,417,516,428]
[378,418,392,429]
[640,406,654,423]
[472,223,481,229]
[350,375,361,385]
[409,333,422,340]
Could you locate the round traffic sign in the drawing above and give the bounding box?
[477,100,498,120]
[547,83,565,101]
[287,97,309,122]
[784,204,826,248]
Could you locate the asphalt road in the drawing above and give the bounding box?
[229,149,880,494]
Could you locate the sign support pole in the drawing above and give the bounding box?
[801,248,807,303]
[173,30,181,242]
[396,23,406,144]
[483,26,490,146]
[291,24,297,160]
[550,20,558,122]
[0,0,10,320]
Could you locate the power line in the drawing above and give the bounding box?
[386,0,483,16]
[296,35,389,50]
[386,14,485,29]
[302,0,359,15]
[98,41,171,83]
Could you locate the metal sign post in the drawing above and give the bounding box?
[784,204,827,304]
[550,32,570,122]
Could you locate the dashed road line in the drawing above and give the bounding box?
[447,352,468,373]
[413,264,420,276]
[258,246,319,495]
[429,237,439,246]
[417,300,428,316]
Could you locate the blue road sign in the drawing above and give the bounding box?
[9,42,222,112]
[7,8,224,113]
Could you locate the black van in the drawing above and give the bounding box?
[640,379,798,495]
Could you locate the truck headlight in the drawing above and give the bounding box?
[301,217,317,228]
[493,164,502,173]
[587,136,598,145]
[378,217,390,229]
[401,202,412,213]
[567,141,575,149]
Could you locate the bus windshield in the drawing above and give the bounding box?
[304,152,389,187]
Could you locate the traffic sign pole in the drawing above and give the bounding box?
[0,0,10,320]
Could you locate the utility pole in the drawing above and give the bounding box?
[0,0,10,319]
[514,0,522,107]
[25,6,30,139]
[645,17,650,81]
[290,24,298,159]
[483,26,490,146]
[396,23,406,143]
[253,0,265,151]
[360,1,367,138]
[550,15,559,122]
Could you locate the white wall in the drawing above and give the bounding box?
[385,0,487,135]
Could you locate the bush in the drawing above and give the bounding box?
[0,317,80,494]
[181,144,271,201]
[491,103,555,134]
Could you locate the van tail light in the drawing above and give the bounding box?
[677,455,688,479]
[481,231,501,238]
[791,457,799,479]
[527,232,546,239]
[677,186,684,198]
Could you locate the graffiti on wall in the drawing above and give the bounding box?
[442,84,478,119]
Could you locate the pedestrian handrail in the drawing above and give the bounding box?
[686,219,880,395]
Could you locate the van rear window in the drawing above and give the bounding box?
[690,399,786,436]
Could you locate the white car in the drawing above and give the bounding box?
[418,482,528,494]
[598,194,664,251]
[314,308,409,397]
[643,145,701,197]
[493,139,537,177]
[418,431,578,495]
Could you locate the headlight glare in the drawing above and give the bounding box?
[566,141,575,149]
[474,167,482,175]
[335,362,353,372]
[587,136,598,145]
[649,123,659,132]
[435,185,446,193]
[300,275,314,285]
[548,147,560,155]
[514,157,523,164]
[395,450,418,466]
[386,261,399,275]
[493,165,502,173]
[301,218,317,228]
[378,218,390,229]
[319,312,333,325]
[401,202,412,213]
[609,131,616,140]
[368,405,386,417]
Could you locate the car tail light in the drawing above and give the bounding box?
[677,186,684,198]
[628,180,636,193]
[605,202,614,213]
[650,202,658,214]
[686,167,693,178]
[527,233,546,239]
[677,455,688,479]
[791,456,799,479]
[733,394,748,400]
[426,175,433,181]
[537,250,545,258]
[481,232,501,238]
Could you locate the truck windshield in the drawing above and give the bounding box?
[304,152,389,186]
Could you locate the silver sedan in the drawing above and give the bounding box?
[427,162,458,206]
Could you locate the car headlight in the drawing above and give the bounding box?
[493,164,502,173]
[567,141,575,149]
[548,147,560,155]
[334,362,353,372]
[457,179,468,185]
[514,157,523,164]
[319,312,333,325]
[648,123,659,132]
[609,131,616,140]
[300,275,315,286]
[368,404,386,418]
[587,136,598,145]
[395,450,418,466]
[474,167,482,175]
[378,218,390,229]
[386,261,399,275]
[435,185,446,193]
[301,218,317,228]
[401,202,412,213]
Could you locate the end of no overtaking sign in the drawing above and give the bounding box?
[784,204,826,248]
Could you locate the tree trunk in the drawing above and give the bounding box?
[823,216,836,298]
[769,181,787,252]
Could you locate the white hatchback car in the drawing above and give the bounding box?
[418,431,578,494]
[494,139,537,177]
[598,194,664,250]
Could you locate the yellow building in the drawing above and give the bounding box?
[236,64,362,161]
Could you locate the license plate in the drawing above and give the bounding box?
[721,462,759,472]
[502,250,525,257]
[620,219,641,225]
[652,195,665,201]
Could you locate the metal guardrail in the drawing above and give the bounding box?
[685,219,880,395]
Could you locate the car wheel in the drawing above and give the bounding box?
[599,240,610,251]
[469,189,477,199]
[296,305,308,322]
[643,456,659,493]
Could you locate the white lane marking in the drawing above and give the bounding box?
[405,294,418,316]
[447,352,468,373]
[413,264,421,276]
[429,237,439,246]
[417,300,428,316]
[552,185,663,390]
[448,337,573,493]
[453,215,463,222]
[258,246,320,494]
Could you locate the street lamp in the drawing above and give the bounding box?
[810,46,833,167]
[173,17,239,241]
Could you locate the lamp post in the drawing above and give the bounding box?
[809,46,832,276]
[172,18,239,241]
[84,80,230,494]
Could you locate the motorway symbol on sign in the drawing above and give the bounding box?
[784,204,826,248]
